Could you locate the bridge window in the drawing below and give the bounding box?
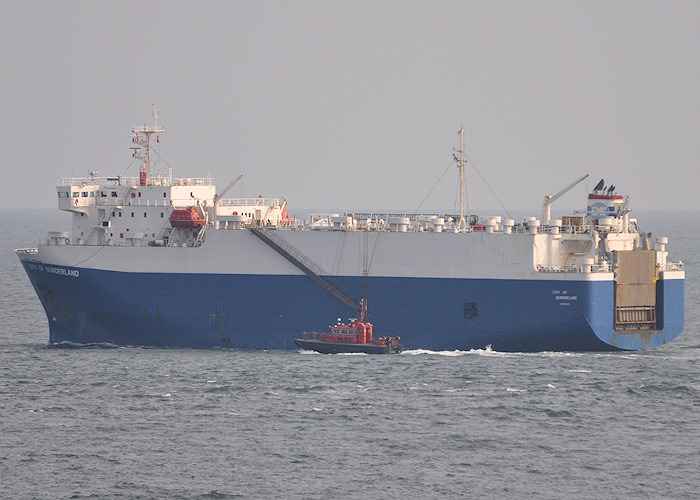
[58,191,69,198]
[111,191,118,197]
[81,192,88,197]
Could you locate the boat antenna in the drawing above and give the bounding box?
[132,104,165,186]
[453,126,467,231]
[360,231,370,323]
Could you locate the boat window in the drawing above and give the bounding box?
[144,212,147,217]
[161,213,164,218]
[100,191,107,197]
[118,212,122,217]
[81,192,88,197]
[138,192,142,197]
[111,191,118,197]
[58,191,69,198]
[163,192,166,198]
[131,212,134,217]
[90,192,95,197]
[72,192,79,197]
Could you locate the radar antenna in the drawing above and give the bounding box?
[132,104,165,186]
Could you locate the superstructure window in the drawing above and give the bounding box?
[81,192,88,197]
[118,212,122,217]
[161,212,164,218]
[144,212,147,217]
[111,191,118,197]
[131,212,134,217]
[72,192,79,198]
[58,192,69,198]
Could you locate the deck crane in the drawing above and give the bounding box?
[542,174,589,225]
[212,174,243,221]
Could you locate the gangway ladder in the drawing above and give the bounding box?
[249,228,360,313]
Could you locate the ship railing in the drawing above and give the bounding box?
[16,248,38,255]
[664,261,684,271]
[513,224,592,235]
[58,176,131,186]
[113,198,172,207]
[57,175,214,187]
[538,262,611,273]
[220,197,281,207]
[350,213,479,223]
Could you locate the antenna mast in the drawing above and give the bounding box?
[455,126,467,231]
[132,104,165,186]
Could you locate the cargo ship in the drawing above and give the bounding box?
[16,108,685,351]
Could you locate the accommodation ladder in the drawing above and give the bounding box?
[249,228,360,313]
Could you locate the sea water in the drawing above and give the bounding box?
[1,210,698,499]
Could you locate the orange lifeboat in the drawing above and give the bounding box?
[169,206,205,228]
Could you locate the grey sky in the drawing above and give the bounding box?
[2,1,699,214]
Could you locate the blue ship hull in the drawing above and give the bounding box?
[19,260,684,352]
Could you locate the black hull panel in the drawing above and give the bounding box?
[294,338,401,354]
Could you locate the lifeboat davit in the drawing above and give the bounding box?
[169,206,205,228]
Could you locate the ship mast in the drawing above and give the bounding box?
[455,126,467,231]
[132,104,165,186]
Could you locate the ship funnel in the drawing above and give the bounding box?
[587,183,624,222]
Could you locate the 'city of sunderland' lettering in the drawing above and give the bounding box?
[552,289,577,306]
[27,263,79,277]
